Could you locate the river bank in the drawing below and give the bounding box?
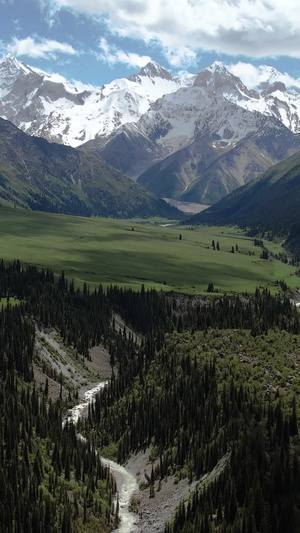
[67,380,198,533]
[35,327,195,532]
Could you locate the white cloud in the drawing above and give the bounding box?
[98,38,152,68]
[7,36,77,59]
[45,0,300,66]
[164,47,197,68]
[227,62,300,90]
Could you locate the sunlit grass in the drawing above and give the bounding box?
[1,206,298,294]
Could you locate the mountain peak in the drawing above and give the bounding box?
[194,61,238,92]
[2,54,31,74]
[255,66,289,94]
[3,53,18,64]
[133,61,173,81]
[207,61,227,73]
[259,65,283,80]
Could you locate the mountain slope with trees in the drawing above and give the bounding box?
[2,259,300,532]
[187,150,300,252]
[84,287,300,533]
[0,117,181,218]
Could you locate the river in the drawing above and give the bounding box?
[65,381,139,533]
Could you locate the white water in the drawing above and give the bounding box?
[65,381,139,532]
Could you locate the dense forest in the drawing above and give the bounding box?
[0,261,133,532]
[1,260,300,532]
[85,289,300,533]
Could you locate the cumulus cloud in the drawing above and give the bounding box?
[7,36,77,59]
[44,0,300,66]
[98,38,152,68]
[227,61,300,90]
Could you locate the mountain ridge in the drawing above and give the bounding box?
[80,62,300,204]
[0,54,194,147]
[0,117,181,219]
[2,55,300,205]
[87,86,300,204]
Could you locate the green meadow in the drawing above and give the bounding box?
[0,206,299,294]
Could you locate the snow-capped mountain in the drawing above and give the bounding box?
[1,54,300,205]
[83,62,300,203]
[223,64,300,134]
[0,54,194,147]
[186,61,300,135]
[87,83,265,177]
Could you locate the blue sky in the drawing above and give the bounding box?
[1,0,300,88]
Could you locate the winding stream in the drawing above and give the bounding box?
[65,382,139,533]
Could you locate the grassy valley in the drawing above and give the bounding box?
[0,206,298,294]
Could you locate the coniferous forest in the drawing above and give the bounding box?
[1,260,300,532]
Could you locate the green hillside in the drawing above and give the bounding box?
[188,150,300,239]
[0,117,180,219]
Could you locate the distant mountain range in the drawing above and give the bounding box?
[0,117,180,219]
[1,55,300,205]
[85,63,300,205]
[0,54,193,147]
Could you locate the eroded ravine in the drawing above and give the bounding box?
[65,382,139,533]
